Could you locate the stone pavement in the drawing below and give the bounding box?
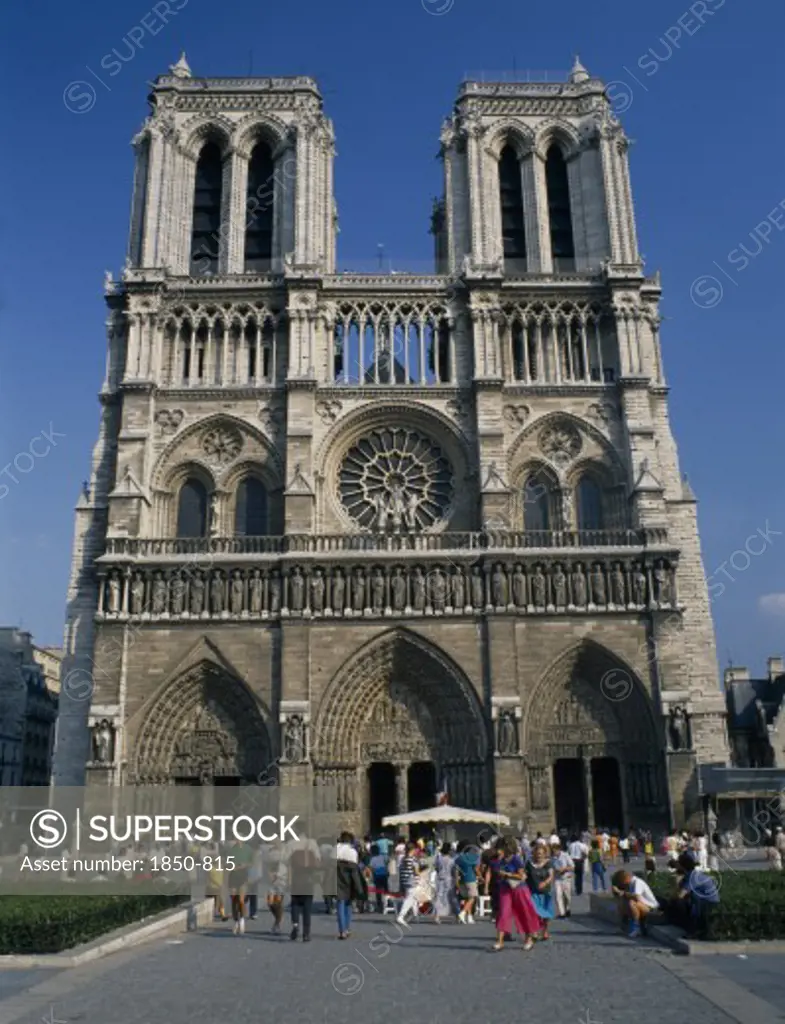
[5,898,784,1024]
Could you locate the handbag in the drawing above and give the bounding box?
[507,878,522,890]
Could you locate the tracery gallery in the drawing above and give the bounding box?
[55,61,730,832]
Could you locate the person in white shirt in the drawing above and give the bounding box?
[551,840,574,917]
[611,870,658,938]
[619,835,631,864]
[567,835,589,895]
[549,831,560,847]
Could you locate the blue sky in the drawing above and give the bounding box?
[1,0,783,678]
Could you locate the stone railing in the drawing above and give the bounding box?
[102,528,667,560]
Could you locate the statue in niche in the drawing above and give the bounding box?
[552,564,567,608]
[412,568,426,611]
[130,572,145,615]
[390,484,406,532]
[92,720,114,764]
[371,568,385,612]
[331,569,345,613]
[497,709,519,756]
[451,568,465,610]
[404,493,419,531]
[209,493,220,537]
[531,565,546,608]
[471,567,484,609]
[230,570,244,614]
[668,706,690,751]
[430,569,446,612]
[151,572,167,614]
[590,563,606,606]
[373,492,389,532]
[390,568,406,611]
[611,563,626,606]
[653,561,672,605]
[531,769,550,810]
[189,573,205,614]
[352,568,366,611]
[311,569,325,613]
[571,564,587,608]
[210,572,225,614]
[170,574,185,615]
[290,567,305,612]
[512,565,526,608]
[283,715,306,763]
[632,564,648,606]
[249,569,263,614]
[267,572,281,613]
[492,564,507,607]
[107,572,121,614]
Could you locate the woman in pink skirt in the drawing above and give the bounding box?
[492,837,540,952]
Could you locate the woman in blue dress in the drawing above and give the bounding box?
[526,840,555,940]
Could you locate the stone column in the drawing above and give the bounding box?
[583,757,595,828]
[226,149,249,274]
[395,764,409,818]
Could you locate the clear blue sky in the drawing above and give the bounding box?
[1,0,783,678]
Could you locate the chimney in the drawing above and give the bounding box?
[724,666,750,687]
[767,656,784,681]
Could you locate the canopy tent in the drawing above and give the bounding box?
[381,804,510,828]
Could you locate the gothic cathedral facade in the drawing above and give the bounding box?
[54,55,729,834]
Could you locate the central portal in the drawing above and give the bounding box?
[553,758,588,833]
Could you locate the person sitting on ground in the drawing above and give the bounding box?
[674,851,720,938]
[611,869,659,939]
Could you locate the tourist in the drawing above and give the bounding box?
[454,840,481,924]
[288,833,321,943]
[619,833,631,864]
[549,827,560,847]
[589,838,607,892]
[228,838,254,935]
[775,827,785,867]
[335,831,365,939]
[265,844,286,935]
[526,840,555,939]
[491,836,539,952]
[551,839,574,918]
[765,840,782,871]
[643,835,656,878]
[695,831,709,870]
[568,833,588,895]
[319,835,336,913]
[433,841,457,923]
[673,851,720,938]
[397,841,418,915]
[369,843,389,913]
[397,861,432,926]
[611,869,659,938]
[609,832,619,865]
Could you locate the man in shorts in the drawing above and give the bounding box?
[454,841,481,924]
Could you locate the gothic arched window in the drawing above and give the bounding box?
[190,142,223,276]
[522,473,551,532]
[176,478,208,538]
[576,475,604,531]
[234,477,268,536]
[499,145,527,270]
[545,144,575,269]
[245,142,275,272]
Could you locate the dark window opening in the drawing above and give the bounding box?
[546,145,575,269]
[245,143,275,272]
[499,146,527,270]
[235,477,267,536]
[190,142,223,276]
[177,478,208,538]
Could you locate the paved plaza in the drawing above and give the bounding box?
[2,895,784,1024]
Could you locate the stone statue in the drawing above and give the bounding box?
[311,569,325,613]
[130,572,145,615]
[531,566,546,608]
[412,568,426,611]
[632,565,647,606]
[374,492,389,532]
[371,568,385,612]
[531,768,549,810]
[497,709,519,756]
[230,570,244,614]
[283,715,306,763]
[492,564,507,607]
[451,569,465,610]
[571,564,587,608]
[170,574,185,615]
[390,485,406,532]
[653,561,672,605]
[209,493,220,537]
[512,565,526,608]
[552,564,567,608]
[269,572,281,613]
[189,573,205,615]
[107,572,121,614]
[352,568,366,611]
[611,563,626,606]
[590,563,606,606]
[151,572,167,614]
[210,572,224,614]
[290,567,305,612]
[471,567,484,609]
[430,569,446,612]
[669,706,690,751]
[332,569,345,613]
[249,570,263,614]
[404,492,419,531]
[92,720,114,764]
[390,569,406,611]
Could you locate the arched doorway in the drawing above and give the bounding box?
[525,642,666,833]
[313,629,489,833]
[133,660,271,785]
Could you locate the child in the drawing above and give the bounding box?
[397,861,433,926]
[589,839,607,892]
[644,837,656,878]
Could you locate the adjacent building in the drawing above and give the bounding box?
[53,55,729,833]
[0,628,58,786]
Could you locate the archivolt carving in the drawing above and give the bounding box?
[179,114,234,159]
[233,112,290,158]
[132,660,271,784]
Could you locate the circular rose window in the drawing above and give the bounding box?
[338,427,453,532]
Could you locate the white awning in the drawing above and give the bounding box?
[381,804,511,827]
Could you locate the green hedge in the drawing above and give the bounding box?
[649,870,785,941]
[0,894,186,954]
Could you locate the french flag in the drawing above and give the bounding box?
[436,774,449,806]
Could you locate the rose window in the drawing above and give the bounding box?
[338,428,453,531]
